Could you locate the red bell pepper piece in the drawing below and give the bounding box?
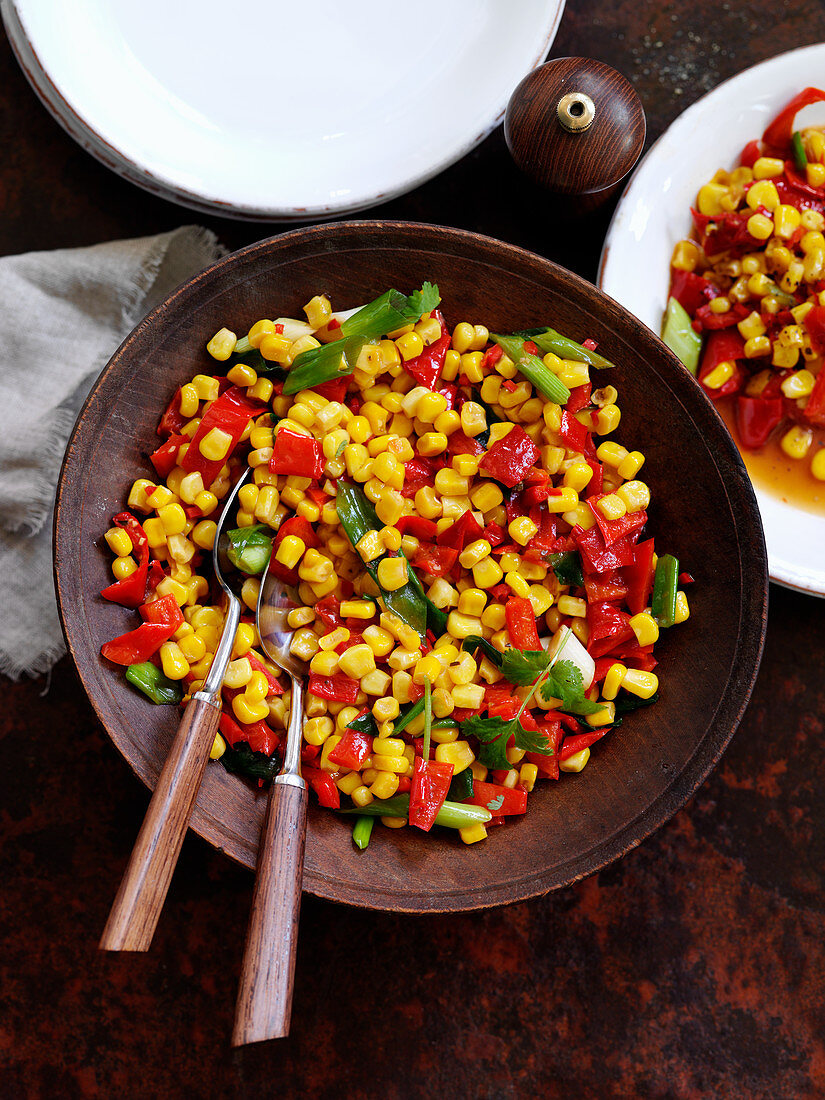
[314,594,344,631]
[308,673,360,704]
[583,571,628,604]
[437,509,483,551]
[269,426,325,480]
[735,396,785,449]
[485,681,521,719]
[505,596,541,650]
[693,301,750,333]
[698,330,747,399]
[559,730,608,760]
[411,542,459,578]
[465,780,528,817]
[408,757,454,831]
[574,525,637,574]
[763,88,825,151]
[100,622,176,665]
[804,304,825,356]
[669,269,716,316]
[157,388,186,437]
[479,426,540,488]
[313,376,349,402]
[590,506,648,548]
[586,601,635,658]
[740,139,761,169]
[480,344,504,372]
[138,593,184,630]
[181,386,264,487]
[400,455,441,497]
[100,513,150,609]
[395,515,439,540]
[301,742,321,765]
[247,652,284,695]
[303,765,341,809]
[403,310,451,389]
[327,728,373,771]
[803,366,825,427]
[483,522,506,547]
[277,514,320,550]
[150,433,187,479]
[147,560,167,591]
[219,712,279,756]
[624,538,655,616]
[558,410,596,460]
[446,431,485,457]
[565,384,592,413]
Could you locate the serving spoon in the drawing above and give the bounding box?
[232,553,308,1045]
[100,469,253,952]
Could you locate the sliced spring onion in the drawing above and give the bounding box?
[352,815,374,851]
[226,525,274,575]
[340,795,492,828]
[661,296,702,375]
[651,553,679,628]
[792,130,808,173]
[125,661,184,705]
[525,327,615,370]
[491,334,571,404]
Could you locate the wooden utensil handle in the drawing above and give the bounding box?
[99,694,221,952]
[232,777,307,1046]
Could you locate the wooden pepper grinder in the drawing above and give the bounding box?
[505,57,646,213]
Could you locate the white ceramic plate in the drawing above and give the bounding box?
[2,0,565,221]
[600,43,825,598]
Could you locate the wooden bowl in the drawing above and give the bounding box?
[54,222,768,913]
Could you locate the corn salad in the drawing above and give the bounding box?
[664,88,825,486]
[99,284,688,847]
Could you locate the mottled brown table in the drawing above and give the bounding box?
[2,4,825,1098]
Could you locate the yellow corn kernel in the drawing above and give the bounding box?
[615,452,644,483]
[370,771,400,800]
[243,670,269,705]
[595,403,621,434]
[459,823,488,845]
[781,370,815,399]
[417,432,448,456]
[774,203,802,239]
[601,662,626,701]
[752,156,784,180]
[697,182,729,216]
[350,785,373,808]
[372,754,408,774]
[451,683,485,709]
[562,461,594,493]
[708,296,732,315]
[111,556,137,580]
[808,162,825,188]
[445,611,483,641]
[557,594,587,618]
[447,652,477,685]
[417,392,449,424]
[629,612,659,647]
[227,361,258,388]
[702,360,736,390]
[595,494,626,522]
[198,427,233,463]
[457,588,487,617]
[458,539,491,570]
[621,668,659,699]
[743,335,771,359]
[526,584,553,618]
[596,442,628,468]
[559,748,591,773]
[502,572,529,600]
[104,526,133,557]
[372,697,400,723]
[395,331,424,362]
[207,732,226,761]
[435,739,475,774]
[174,384,199,422]
[507,516,539,547]
[223,657,253,690]
[140,517,166,550]
[674,591,690,624]
[545,487,580,514]
[158,641,189,681]
[617,480,651,514]
[337,644,376,680]
[310,649,341,677]
[258,333,292,363]
[303,294,332,329]
[746,179,780,211]
[290,627,320,662]
[781,425,813,460]
[747,213,774,240]
[471,556,503,590]
[374,556,406,593]
[670,239,701,272]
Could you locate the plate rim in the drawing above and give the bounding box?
[2,0,566,221]
[598,41,825,599]
[53,220,769,911]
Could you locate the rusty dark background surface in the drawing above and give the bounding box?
[2,2,825,1098]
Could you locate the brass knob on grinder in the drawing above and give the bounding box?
[505,57,645,209]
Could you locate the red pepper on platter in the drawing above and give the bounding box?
[735,396,785,449]
[303,766,341,809]
[100,621,177,665]
[157,388,186,437]
[149,433,187,478]
[181,385,264,487]
[762,87,825,152]
[411,542,459,577]
[269,426,325,480]
[465,780,528,818]
[505,596,541,650]
[307,673,360,704]
[437,509,484,551]
[559,730,609,760]
[327,729,373,771]
[624,538,656,616]
[403,310,451,389]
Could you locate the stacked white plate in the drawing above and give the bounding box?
[2,0,565,221]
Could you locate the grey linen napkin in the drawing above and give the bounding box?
[0,227,225,680]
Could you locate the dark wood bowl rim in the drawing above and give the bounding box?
[53,221,768,912]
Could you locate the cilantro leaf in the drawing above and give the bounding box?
[461,635,552,685]
[405,281,441,321]
[539,659,602,715]
[549,552,584,589]
[462,712,556,769]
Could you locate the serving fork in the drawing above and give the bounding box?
[100,469,253,952]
